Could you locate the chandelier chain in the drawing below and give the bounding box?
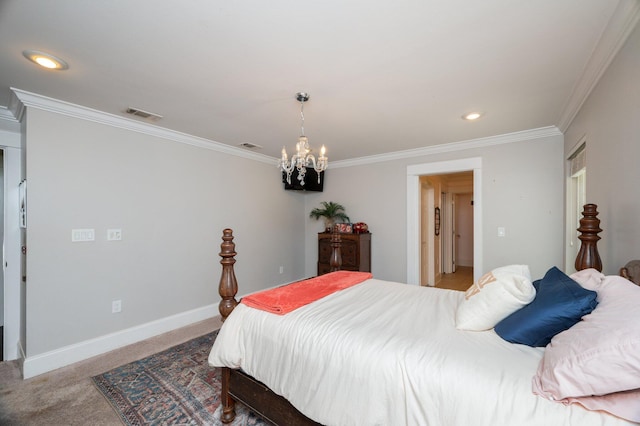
[300,101,305,136]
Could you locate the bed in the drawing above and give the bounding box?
[209,204,640,425]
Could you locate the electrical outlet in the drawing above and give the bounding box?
[112,300,122,313]
[279,266,284,274]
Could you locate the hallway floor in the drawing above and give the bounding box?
[435,266,473,292]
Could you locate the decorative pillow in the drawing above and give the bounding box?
[455,265,534,331]
[533,274,640,401]
[564,388,640,423]
[494,266,597,347]
[569,268,605,291]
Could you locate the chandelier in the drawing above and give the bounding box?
[279,92,327,186]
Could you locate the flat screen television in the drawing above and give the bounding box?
[283,167,324,192]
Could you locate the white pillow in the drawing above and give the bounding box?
[455,265,535,331]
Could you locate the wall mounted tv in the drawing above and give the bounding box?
[282,167,324,192]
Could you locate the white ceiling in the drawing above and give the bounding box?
[0,1,637,161]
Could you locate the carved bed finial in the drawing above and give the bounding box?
[330,225,342,272]
[219,228,238,321]
[575,204,603,272]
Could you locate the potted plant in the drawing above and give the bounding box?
[310,201,350,232]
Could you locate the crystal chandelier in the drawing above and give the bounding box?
[279,92,327,186]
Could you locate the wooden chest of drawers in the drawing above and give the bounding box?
[317,232,371,275]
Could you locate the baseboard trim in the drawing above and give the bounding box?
[22,304,218,379]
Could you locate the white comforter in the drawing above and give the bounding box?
[208,279,634,426]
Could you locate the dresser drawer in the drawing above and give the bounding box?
[317,232,371,275]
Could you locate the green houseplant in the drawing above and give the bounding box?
[310,201,350,232]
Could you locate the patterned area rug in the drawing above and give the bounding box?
[92,331,266,425]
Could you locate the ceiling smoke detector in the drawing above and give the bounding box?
[125,107,163,122]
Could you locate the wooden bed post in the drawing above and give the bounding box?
[216,228,334,425]
[575,204,603,272]
[330,225,342,272]
[218,229,238,424]
[220,367,235,424]
[219,228,239,322]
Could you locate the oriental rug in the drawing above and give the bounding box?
[92,331,265,425]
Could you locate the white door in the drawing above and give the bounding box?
[451,195,456,273]
[455,193,474,268]
[420,184,435,286]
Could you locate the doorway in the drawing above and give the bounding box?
[439,191,474,291]
[0,134,22,362]
[406,157,482,286]
[419,172,473,289]
[0,149,3,360]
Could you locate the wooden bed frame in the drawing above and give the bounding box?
[215,204,603,425]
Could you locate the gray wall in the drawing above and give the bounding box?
[564,22,640,275]
[304,133,565,282]
[24,108,305,356]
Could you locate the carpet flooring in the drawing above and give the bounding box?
[0,317,223,425]
[93,330,266,426]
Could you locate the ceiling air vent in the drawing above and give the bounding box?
[125,107,163,122]
[238,142,262,149]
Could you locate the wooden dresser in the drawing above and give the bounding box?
[317,232,371,275]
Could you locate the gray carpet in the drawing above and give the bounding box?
[0,317,221,425]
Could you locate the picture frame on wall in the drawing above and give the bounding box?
[19,179,27,228]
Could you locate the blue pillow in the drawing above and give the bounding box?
[494,266,598,347]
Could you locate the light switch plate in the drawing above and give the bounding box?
[107,229,122,241]
[72,229,95,242]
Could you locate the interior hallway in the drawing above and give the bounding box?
[435,266,473,292]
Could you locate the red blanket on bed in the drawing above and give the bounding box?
[241,271,373,315]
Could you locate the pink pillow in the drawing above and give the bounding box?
[565,388,640,423]
[532,275,640,419]
[569,268,605,291]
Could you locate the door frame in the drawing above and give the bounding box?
[0,129,22,361]
[407,158,482,285]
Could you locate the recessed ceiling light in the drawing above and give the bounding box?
[22,50,69,70]
[462,112,483,121]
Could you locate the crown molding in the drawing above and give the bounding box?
[0,105,17,122]
[8,89,564,170]
[0,102,21,134]
[330,126,563,169]
[9,88,276,165]
[557,0,640,132]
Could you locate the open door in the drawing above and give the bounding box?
[420,181,435,286]
[451,195,457,273]
[441,192,454,274]
[454,193,474,270]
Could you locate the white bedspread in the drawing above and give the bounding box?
[209,279,634,426]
